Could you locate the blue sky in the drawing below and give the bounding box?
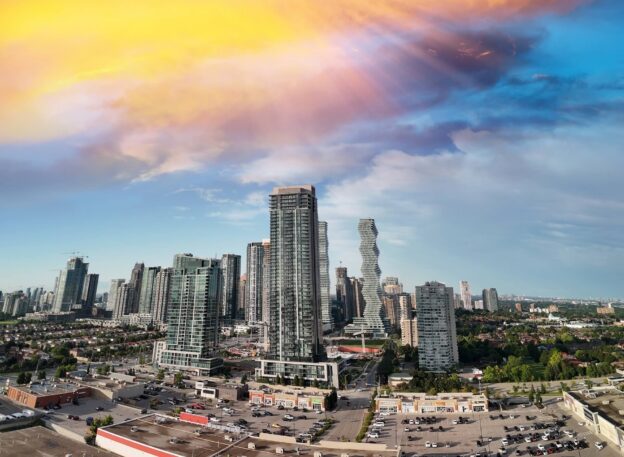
[1,0,623,298]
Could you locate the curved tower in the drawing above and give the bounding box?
[347,219,390,337]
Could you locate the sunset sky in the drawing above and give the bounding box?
[1,0,623,298]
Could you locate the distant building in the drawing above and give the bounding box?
[401,317,418,347]
[335,266,354,322]
[237,274,247,320]
[416,281,459,372]
[107,279,125,316]
[346,219,390,337]
[220,254,241,322]
[350,277,365,318]
[482,288,499,312]
[383,277,403,295]
[318,221,333,332]
[516,303,523,312]
[81,273,99,316]
[245,241,265,323]
[597,306,615,315]
[383,295,400,329]
[139,266,161,315]
[152,267,172,323]
[398,293,412,321]
[112,283,135,319]
[459,280,472,311]
[53,257,88,312]
[127,263,144,314]
[473,299,484,310]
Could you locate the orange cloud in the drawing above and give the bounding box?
[0,0,587,171]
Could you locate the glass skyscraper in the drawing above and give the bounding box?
[53,257,88,312]
[267,185,324,363]
[318,220,333,332]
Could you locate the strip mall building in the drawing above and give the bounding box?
[248,389,326,411]
[375,392,489,414]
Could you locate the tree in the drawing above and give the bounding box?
[293,375,301,387]
[535,392,542,405]
[16,372,31,385]
[156,369,165,381]
[241,374,248,384]
[37,370,47,380]
[174,372,184,388]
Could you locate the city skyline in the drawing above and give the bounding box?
[2,1,624,299]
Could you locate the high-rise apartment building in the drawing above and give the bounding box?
[220,254,241,322]
[237,274,248,320]
[113,282,135,319]
[261,240,271,348]
[158,257,222,375]
[53,257,89,312]
[416,281,459,372]
[318,221,333,332]
[401,317,418,348]
[398,293,412,321]
[383,277,403,295]
[152,267,172,323]
[346,219,390,337]
[108,279,125,315]
[482,288,499,312]
[81,273,99,316]
[459,280,472,310]
[246,242,265,323]
[335,266,354,322]
[383,295,400,329]
[267,185,323,362]
[258,185,338,388]
[128,263,144,314]
[139,266,161,315]
[350,277,365,318]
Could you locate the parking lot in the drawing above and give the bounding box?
[363,403,622,457]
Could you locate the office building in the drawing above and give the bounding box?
[473,299,484,310]
[152,267,172,323]
[81,273,99,316]
[482,288,499,312]
[259,186,337,387]
[416,281,459,372]
[53,257,89,312]
[346,219,390,337]
[335,266,354,321]
[158,256,222,375]
[318,221,333,332]
[459,280,472,310]
[219,254,241,322]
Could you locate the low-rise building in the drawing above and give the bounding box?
[249,388,327,411]
[563,388,624,452]
[195,381,248,401]
[375,392,488,414]
[388,372,413,387]
[255,359,341,388]
[7,381,90,408]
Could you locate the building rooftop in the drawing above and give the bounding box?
[0,426,117,457]
[100,414,398,457]
[11,380,83,396]
[570,389,624,427]
[100,415,239,457]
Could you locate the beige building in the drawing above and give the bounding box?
[563,388,624,453]
[376,392,488,414]
[401,318,418,347]
[597,306,615,315]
